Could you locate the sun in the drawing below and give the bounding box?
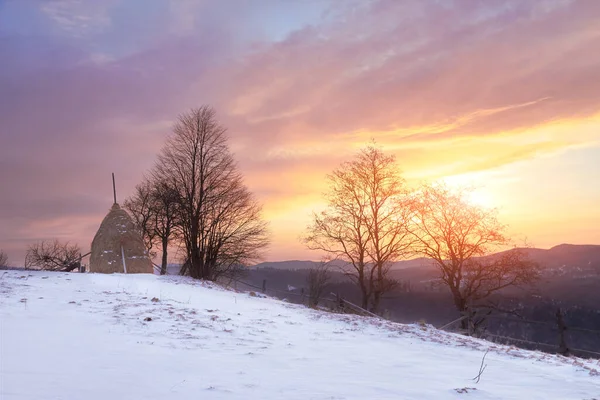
[440,174,497,209]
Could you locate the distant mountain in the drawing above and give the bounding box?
[392,243,600,277]
[524,244,600,270]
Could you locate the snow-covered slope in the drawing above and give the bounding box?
[1,271,598,400]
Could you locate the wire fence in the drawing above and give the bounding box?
[437,310,600,359]
[482,332,600,358]
[224,276,377,318]
[226,276,600,359]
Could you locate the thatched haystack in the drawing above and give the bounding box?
[89,203,153,274]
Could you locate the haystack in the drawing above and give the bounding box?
[89,203,153,274]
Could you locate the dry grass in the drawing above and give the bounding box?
[89,203,153,274]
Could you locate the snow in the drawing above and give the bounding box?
[1,271,598,400]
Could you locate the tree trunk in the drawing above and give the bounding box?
[460,313,469,332]
[188,214,204,279]
[450,289,470,332]
[370,262,384,313]
[160,236,168,275]
[188,249,201,279]
[358,269,370,310]
[371,291,381,314]
[360,284,370,310]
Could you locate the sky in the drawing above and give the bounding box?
[1,0,599,265]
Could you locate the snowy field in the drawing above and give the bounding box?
[1,271,599,400]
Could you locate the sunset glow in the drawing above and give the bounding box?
[1,0,599,264]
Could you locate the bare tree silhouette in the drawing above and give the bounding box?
[25,240,82,271]
[124,181,158,258]
[0,249,8,268]
[409,184,539,333]
[307,262,331,308]
[153,106,269,281]
[304,145,414,312]
[125,176,180,275]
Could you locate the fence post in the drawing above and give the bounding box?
[556,308,569,356]
[336,293,344,312]
[439,315,468,331]
[467,309,473,337]
[262,279,267,294]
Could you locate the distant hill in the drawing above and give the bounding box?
[254,244,600,304]
[252,260,323,270]
[390,244,600,291]
[256,244,600,275]
[253,257,438,271]
[523,243,600,270]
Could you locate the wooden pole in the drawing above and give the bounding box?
[556,308,569,356]
[330,292,383,319]
[112,173,117,204]
[439,315,469,331]
[121,245,127,274]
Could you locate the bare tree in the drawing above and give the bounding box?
[150,179,180,275]
[124,180,158,258]
[25,240,82,271]
[304,145,414,313]
[307,262,331,308]
[361,146,415,312]
[0,249,8,268]
[409,184,539,333]
[154,106,269,281]
[125,176,180,275]
[304,163,371,308]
